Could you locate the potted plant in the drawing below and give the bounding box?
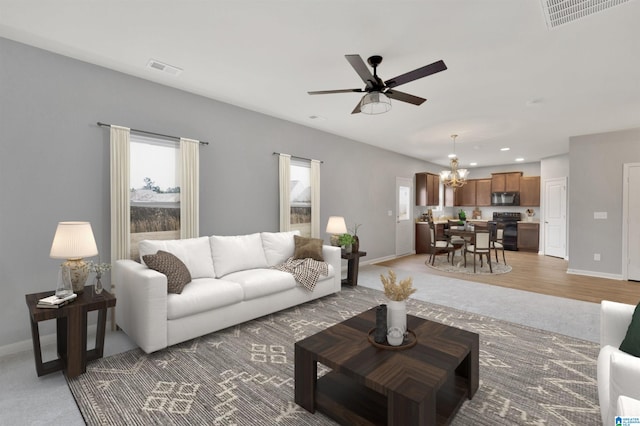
[338,233,355,253]
[458,209,466,221]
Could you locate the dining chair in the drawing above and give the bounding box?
[464,230,492,273]
[429,222,456,265]
[488,222,506,264]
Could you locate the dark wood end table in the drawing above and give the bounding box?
[295,307,479,425]
[341,250,367,286]
[25,285,116,378]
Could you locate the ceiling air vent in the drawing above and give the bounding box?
[541,0,631,28]
[146,59,183,76]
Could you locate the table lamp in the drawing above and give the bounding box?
[50,221,98,294]
[326,216,347,246]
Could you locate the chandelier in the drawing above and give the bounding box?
[440,134,469,188]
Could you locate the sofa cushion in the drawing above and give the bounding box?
[142,251,192,294]
[139,237,215,279]
[293,235,324,261]
[261,230,300,266]
[620,302,640,357]
[224,269,297,301]
[166,278,244,320]
[210,233,268,277]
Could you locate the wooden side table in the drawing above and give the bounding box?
[341,250,367,286]
[25,285,116,378]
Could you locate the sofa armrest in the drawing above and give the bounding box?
[610,350,640,418]
[601,300,635,348]
[114,259,169,353]
[322,245,341,291]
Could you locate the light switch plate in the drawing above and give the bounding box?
[594,212,607,219]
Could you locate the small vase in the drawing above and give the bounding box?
[344,244,352,253]
[352,236,360,253]
[374,304,387,344]
[387,300,407,333]
[94,273,103,295]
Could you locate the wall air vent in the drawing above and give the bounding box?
[541,0,630,28]
[146,59,183,76]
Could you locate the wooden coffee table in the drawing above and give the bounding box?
[295,307,479,425]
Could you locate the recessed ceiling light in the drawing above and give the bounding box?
[448,153,456,158]
[500,147,510,151]
[515,157,524,162]
[470,162,477,166]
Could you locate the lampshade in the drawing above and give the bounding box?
[326,216,348,234]
[50,221,99,259]
[360,92,392,115]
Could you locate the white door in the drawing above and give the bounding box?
[624,164,640,281]
[543,177,567,258]
[396,177,413,257]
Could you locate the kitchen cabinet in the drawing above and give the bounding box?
[416,222,446,254]
[455,180,477,206]
[491,172,522,192]
[415,173,440,206]
[475,179,492,206]
[517,222,539,252]
[520,176,541,206]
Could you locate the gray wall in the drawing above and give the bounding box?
[568,128,640,276]
[0,38,430,349]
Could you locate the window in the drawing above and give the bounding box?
[129,134,180,259]
[290,160,311,237]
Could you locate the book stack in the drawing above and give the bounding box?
[37,293,77,309]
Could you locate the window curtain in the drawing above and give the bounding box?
[278,154,291,232]
[109,125,130,329]
[310,159,321,238]
[180,138,200,239]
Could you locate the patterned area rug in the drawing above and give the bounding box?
[426,254,512,275]
[67,287,599,425]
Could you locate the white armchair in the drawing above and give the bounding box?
[597,300,640,425]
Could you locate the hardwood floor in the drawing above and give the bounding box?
[375,251,640,305]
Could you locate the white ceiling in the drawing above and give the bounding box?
[1,1,639,167]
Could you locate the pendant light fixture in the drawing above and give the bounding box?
[440,134,469,188]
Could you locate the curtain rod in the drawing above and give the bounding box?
[97,122,209,145]
[272,152,323,163]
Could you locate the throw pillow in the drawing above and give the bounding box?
[142,250,192,294]
[620,302,640,357]
[293,235,324,261]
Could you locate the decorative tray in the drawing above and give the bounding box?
[367,328,417,351]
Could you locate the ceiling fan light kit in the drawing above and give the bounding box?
[308,54,447,115]
[360,91,391,115]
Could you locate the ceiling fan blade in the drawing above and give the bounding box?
[345,54,375,87]
[351,99,362,114]
[384,60,447,89]
[385,89,426,106]
[308,88,364,95]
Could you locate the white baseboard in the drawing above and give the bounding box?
[566,268,623,280]
[0,324,98,358]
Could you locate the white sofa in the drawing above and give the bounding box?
[114,231,341,354]
[597,300,640,425]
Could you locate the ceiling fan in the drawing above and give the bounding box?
[308,54,447,114]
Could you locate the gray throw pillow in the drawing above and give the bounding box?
[142,250,192,294]
[293,235,324,261]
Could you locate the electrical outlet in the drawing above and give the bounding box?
[594,253,601,261]
[388,210,393,216]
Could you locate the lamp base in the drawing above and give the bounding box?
[330,234,341,246]
[62,259,89,293]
